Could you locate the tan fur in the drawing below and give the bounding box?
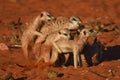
[34,16,83,60]
[34,29,72,65]
[21,11,55,61]
[40,16,82,34]
[35,16,83,44]
[50,29,92,68]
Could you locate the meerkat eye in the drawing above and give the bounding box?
[63,33,68,36]
[40,13,43,17]
[58,32,61,34]
[72,18,77,21]
[47,14,52,17]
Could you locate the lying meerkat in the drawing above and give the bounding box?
[21,11,55,61]
[50,29,92,68]
[34,28,72,65]
[35,16,83,44]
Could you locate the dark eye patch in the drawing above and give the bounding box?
[58,32,61,34]
[63,33,68,36]
[47,14,52,17]
[72,18,77,21]
[83,31,86,35]
[40,13,43,17]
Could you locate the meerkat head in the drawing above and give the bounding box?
[80,29,93,38]
[40,11,55,21]
[58,28,72,40]
[69,16,84,30]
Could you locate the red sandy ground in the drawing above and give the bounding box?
[0,0,120,80]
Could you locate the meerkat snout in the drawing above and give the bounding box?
[70,16,82,25]
[40,11,55,21]
[80,29,92,37]
[58,29,72,40]
[69,16,84,30]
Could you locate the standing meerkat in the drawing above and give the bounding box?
[50,29,92,68]
[34,28,72,65]
[21,11,55,61]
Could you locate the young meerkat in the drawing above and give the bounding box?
[35,16,83,44]
[50,29,93,68]
[21,11,55,61]
[34,28,72,65]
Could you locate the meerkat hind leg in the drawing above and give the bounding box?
[50,47,59,64]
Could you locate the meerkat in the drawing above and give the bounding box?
[34,28,72,65]
[40,16,83,34]
[33,16,83,58]
[33,28,72,59]
[21,11,55,61]
[34,16,83,44]
[50,29,93,68]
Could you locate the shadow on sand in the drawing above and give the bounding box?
[54,37,120,67]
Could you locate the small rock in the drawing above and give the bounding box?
[47,70,64,78]
[0,43,9,51]
[47,70,57,78]
[108,69,115,76]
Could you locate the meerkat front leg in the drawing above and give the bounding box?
[51,29,72,54]
[33,31,43,37]
[73,49,80,69]
[52,34,64,53]
[52,42,62,53]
